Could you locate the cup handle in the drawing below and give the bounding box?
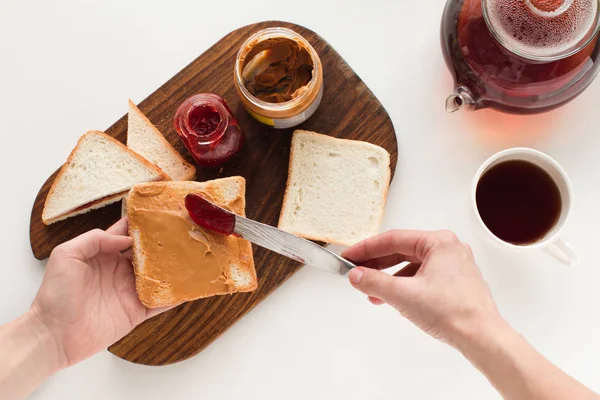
[543,238,579,266]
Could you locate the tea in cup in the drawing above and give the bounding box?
[472,148,578,265]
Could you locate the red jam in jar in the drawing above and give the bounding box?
[174,93,245,167]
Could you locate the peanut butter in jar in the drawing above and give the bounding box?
[234,27,324,129]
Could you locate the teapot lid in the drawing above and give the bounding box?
[483,0,600,61]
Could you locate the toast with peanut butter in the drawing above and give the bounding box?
[127,177,257,308]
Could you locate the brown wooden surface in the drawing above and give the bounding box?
[29,21,398,365]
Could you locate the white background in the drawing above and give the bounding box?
[1,0,599,399]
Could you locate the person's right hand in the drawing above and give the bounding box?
[342,230,501,348]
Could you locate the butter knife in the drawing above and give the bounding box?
[185,194,357,275]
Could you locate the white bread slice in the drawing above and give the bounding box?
[121,100,197,218]
[42,130,170,225]
[278,130,391,246]
[127,99,196,181]
[128,177,257,308]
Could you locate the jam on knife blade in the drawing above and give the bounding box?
[185,193,236,236]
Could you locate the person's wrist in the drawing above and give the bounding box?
[25,306,68,374]
[446,308,513,353]
[453,313,517,362]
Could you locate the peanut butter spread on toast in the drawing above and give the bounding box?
[128,183,250,303]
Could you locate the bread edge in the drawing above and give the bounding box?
[43,191,126,225]
[128,99,196,181]
[291,129,393,155]
[221,176,258,293]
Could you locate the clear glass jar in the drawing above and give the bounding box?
[174,93,245,166]
[234,27,324,129]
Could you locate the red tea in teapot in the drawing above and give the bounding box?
[442,0,600,114]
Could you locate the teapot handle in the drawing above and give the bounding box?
[446,86,477,113]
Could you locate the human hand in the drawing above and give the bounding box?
[342,230,501,348]
[31,218,168,368]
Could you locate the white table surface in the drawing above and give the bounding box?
[2,0,600,398]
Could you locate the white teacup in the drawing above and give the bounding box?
[472,148,579,266]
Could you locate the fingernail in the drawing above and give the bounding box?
[349,268,363,285]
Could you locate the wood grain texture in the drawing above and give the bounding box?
[29,21,398,365]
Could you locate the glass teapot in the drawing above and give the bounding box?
[441,0,600,114]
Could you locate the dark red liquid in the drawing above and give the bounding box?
[441,0,600,113]
[185,193,236,236]
[476,160,562,244]
[188,105,220,138]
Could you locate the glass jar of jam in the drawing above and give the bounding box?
[234,27,324,129]
[174,93,245,167]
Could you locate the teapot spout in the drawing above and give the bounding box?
[445,87,476,113]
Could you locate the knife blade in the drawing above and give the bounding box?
[185,194,357,275]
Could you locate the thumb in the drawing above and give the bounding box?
[58,229,133,260]
[349,267,402,304]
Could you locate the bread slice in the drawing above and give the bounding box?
[42,130,170,225]
[127,99,196,181]
[278,130,391,246]
[128,177,257,308]
[121,100,196,217]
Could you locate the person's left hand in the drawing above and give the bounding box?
[31,218,168,368]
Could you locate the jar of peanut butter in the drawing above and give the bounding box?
[234,27,323,129]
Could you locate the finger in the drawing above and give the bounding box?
[342,230,434,265]
[349,267,407,305]
[394,263,421,277]
[122,248,133,261]
[362,265,420,307]
[368,296,385,305]
[59,229,133,260]
[361,254,410,270]
[107,217,129,236]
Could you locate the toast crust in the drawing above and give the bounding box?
[277,131,299,231]
[43,190,129,225]
[128,99,196,181]
[42,130,170,225]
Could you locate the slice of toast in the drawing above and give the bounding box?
[128,177,257,308]
[278,130,391,246]
[42,130,170,225]
[122,100,196,217]
[127,100,196,181]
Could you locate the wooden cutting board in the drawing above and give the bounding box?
[29,21,398,365]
